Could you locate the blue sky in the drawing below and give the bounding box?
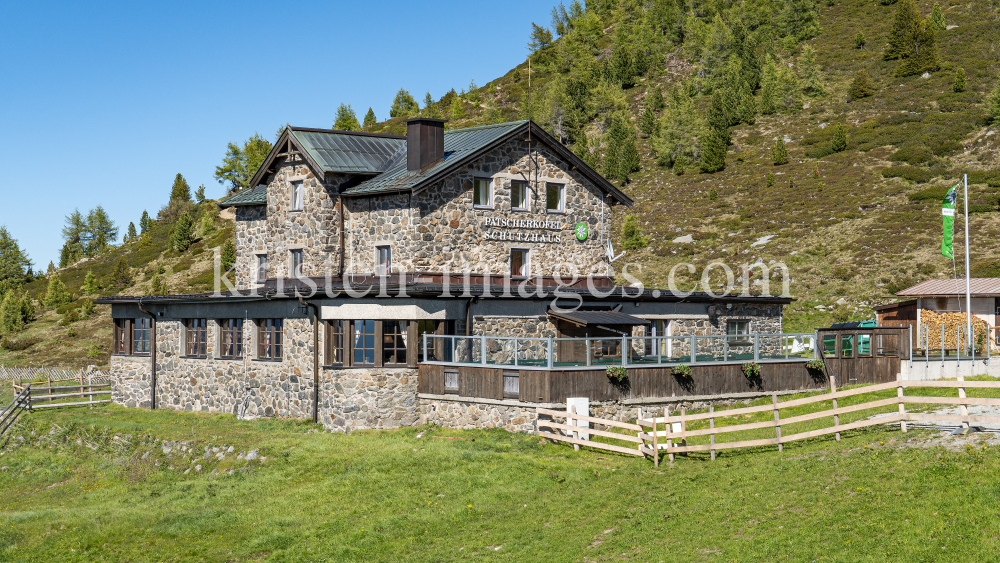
[0,0,554,269]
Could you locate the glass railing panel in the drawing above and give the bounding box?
[516,338,549,367]
[553,338,589,367]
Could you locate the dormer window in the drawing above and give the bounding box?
[291,181,304,211]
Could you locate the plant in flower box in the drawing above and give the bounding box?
[741,361,761,380]
[671,364,693,378]
[606,366,628,383]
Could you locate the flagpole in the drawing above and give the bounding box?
[964,173,972,354]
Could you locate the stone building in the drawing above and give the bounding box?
[99,119,791,433]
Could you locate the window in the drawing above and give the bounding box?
[256,254,268,283]
[510,249,528,277]
[325,320,345,365]
[841,334,854,358]
[258,319,283,360]
[113,319,131,354]
[511,181,528,210]
[185,319,208,357]
[131,318,150,354]
[376,246,392,276]
[219,319,243,359]
[291,181,304,211]
[822,333,837,358]
[289,249,304,278]
[382,321,409,365]
[473,178,492,208]
[417,319,453,362]
[444,369,459,394]
[727,320,750,344]
[353,320,376,365]
[546,183,564,212]
[503,371,519,399]
[858,333,872,356]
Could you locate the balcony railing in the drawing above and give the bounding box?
[420,333,818,369]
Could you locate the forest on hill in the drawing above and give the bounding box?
[2,0,1000,367]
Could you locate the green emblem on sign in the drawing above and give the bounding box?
[574,222,588,241]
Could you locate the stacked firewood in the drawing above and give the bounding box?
[919,309,991,351]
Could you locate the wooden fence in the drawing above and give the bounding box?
[11,372,112,409]
[0,366,109,382]
[0,385,30,437]
[536,375,1000,465]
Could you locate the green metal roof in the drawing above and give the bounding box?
[343,121,528,196]
[218,184,267,206]
[291,129,405,174]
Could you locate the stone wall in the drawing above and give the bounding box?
[110,355,153,408]
[233,205,266,290]
[320,367,419,432]
[418,395,540,433]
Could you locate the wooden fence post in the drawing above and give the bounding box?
[650,408,659,468]
[772,393,782,452]
[897,372,907,433]
[957,372,969,430]
[709,405,716,461]
[830,375,841,442]
[679,407,688,455]
[667,406,676,464]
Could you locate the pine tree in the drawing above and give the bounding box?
[221,239,236,272]
[126,222,137,242]
[422,92,440,118]
[46,261,55,275]
[363,107,377,128]
[172,212,193,252]
[855,31,866,50]
[170,173,191,203]
[699,128,727,173]
[894,18,939,77]
[603,115,639,183]
[200,213,215,237]
[82,270,98,294]
[760,58,778,115]
[43,276,71,308]
[777,0,822,41]
[389,89,419,118]
[112,257,132,288]
[450,97,464,121]
[831,124,848,152]
[706,92,733,145]
[886,0,922,60]
[778,65,803,112]
[847,69,877,101]
[334,103,361,131]
[653,87,706,169]
[639,103,658,136]
[0,291,23,335]
[736,82,757,125]
[466,79,480,104]
[928,2,946,30]
[953,67,966,93]
[621,214,649,250]
[150,271,165,295]
[573,133,599,169]
[772,138,789,165]
[528,22,553,52]
[0,226,31,284]
[649,86,665,110]
[140,210,151,234]
[799,45,826,97]
[194,185,206,203]
[20,292,34,324]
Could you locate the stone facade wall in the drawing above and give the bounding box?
[418,396,539,433]
[110,355,153,408]
[233,205,266,290]
[320,367,418,432]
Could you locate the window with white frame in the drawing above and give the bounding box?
[291,181,304,211]
[473,178,492,208]
[510,248,528,277]
[256,254,268,282]
[511,181,528,211]
[546,183,564,212]
[376,245,392,276]
[289,249,304,278]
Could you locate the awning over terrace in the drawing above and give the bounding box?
[547,308,648,327]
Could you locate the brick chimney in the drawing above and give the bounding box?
[405,118,446,172]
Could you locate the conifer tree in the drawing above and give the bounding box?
[928,2,946,30]
[200,213,215,237]
[450,97,464,121]
[886,0,922,61]
[0,226,31,284]
[706,92,733,146]
[799,46,826,97]
[170,173,191,203]
[847,69,877,101]
[466,79,480,104]
[894,18,939,77]
[621,214,649,250]
[855,31,866,50]
[140,210,151,234]
[831,124,848,152]
[172,212,193,252]
[777,0,822,41]
[20,292,34,324]
[736,82,757,125]
[700,128,727,173]
[953,67,966,93]
[194,185,206,203]
[760,58,778,115]
[573,133,599,169]
[82,270,98,294]
[772,138,789,165]
[111,257,132,288]
[221,239,236,273]
[528,22,553,53]
[422,92,440,118]
[639,103,658,137]
[362,107,377,128]
[603,115,639,183]
[778,65,803,112]
[43,276,71,308]
[653,87,706,169]
[0,291,23,334]
[389,89,419,118]
[126,222,137,242]
[150,270,165,295]
[649,86,665,111]
[334,103,361,131]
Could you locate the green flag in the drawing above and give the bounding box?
[942,184,958,259]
